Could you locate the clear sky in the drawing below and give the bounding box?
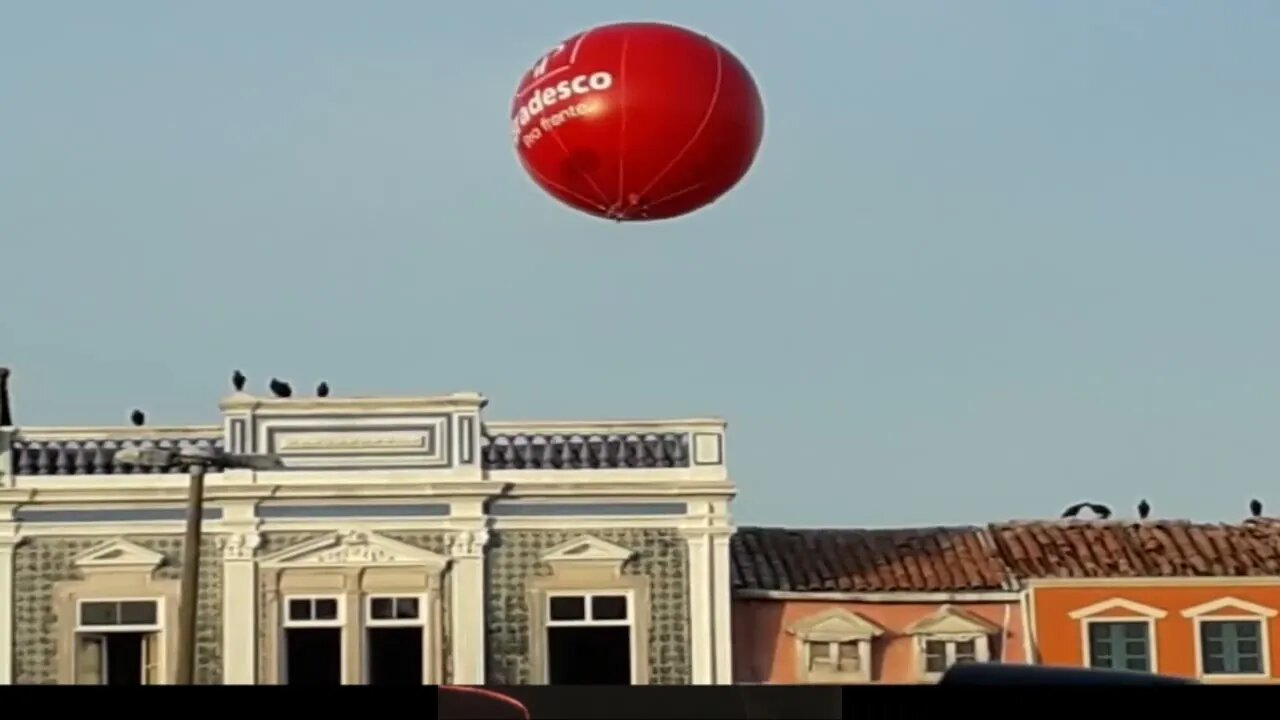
[3,2,1278,528]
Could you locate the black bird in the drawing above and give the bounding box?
[1251,498,1263,518]
[232,370,246,392]
[1089,503,1113,520]
[1061,501,1089,518]
[316,382,330,398]
[1137,499,1150,520]
[0,367,12,427]
[130,409,145,427]
[269,378,292,398]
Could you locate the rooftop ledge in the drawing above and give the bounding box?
[2,396,727,477]
[217,391,488,414]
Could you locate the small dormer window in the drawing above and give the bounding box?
[786,608,885,684]
[904,605,1000,682]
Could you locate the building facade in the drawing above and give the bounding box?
[992,519,1280,685]
[0,391,736,685]
[733,519,1280,684]
[730,526,1029,683]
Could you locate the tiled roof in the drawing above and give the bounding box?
[732,526,1013,593]
[734,520,1280,594]
[991,520,1280,578]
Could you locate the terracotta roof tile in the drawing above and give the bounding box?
[990,520,1280,578]
[732,526,1012,593]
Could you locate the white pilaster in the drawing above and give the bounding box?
[220,501,261,685]
[448,528,489,684]
[711,529,734,684]
[0,535,17,685]
[682,530,714,684]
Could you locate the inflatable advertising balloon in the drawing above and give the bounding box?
[510,21,765,222]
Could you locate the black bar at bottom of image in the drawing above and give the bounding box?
[437,685,844,719]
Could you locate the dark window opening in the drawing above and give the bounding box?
[105,633,145,685]
[547,626,631,684]
[285,627,342,685]
[80,600,158,627]
[76,632,156,685]
[367,627,423,685]
[370,597,420,621]
[549,596,585,621]
[288,598,339,622]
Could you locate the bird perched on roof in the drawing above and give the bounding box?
[1251,498,1263,518]
[1061,501,1089,518]
[1137,499,1150,520]
[0,367,12,427]
[316,381,330,398]
[130,409,145,427]
[1062,501,1112,520]
[269,378,292,398]
[232,370,246,392]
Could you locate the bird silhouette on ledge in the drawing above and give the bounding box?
[1137,499,1151,520]
[269,379,292,398]
[1061,501,1113,520]
[1251,498,1264,518]
[232,370,246,392]
[316,382,330,398]
[130,409,145,427]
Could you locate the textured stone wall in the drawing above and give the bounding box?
[12,535,223,685]
[485,528,690,684]
[256,530,453,683]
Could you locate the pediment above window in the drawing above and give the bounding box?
[788,608,885,642]
[1068,597,1168,620]
[73,538,166,575]
[539,535,635,578]
[258,530,448,570]
[905,604,1002,636]
[1181,596,1278,619]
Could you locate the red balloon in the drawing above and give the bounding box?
[510,22,765,222]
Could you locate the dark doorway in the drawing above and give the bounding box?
[367,627,423,685]
[104,632,146,685]
[285,628,342,685]
[547,626,631,684]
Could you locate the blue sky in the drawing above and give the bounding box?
[3,2,1278,527]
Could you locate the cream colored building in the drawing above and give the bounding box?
[0,392,735,685]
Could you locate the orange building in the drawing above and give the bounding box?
[731,527,1028,684]
[991,519,1280,684]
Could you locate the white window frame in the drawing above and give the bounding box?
[1079,617,1158,674]
[74,597,166,685]
[543,590,638,685]
[76,597,165,634]
[280,594,347,684]
[917,633,990,681]
[1182,597,1276,682]
[1191,616,1270,681]
[362,593,431,685]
